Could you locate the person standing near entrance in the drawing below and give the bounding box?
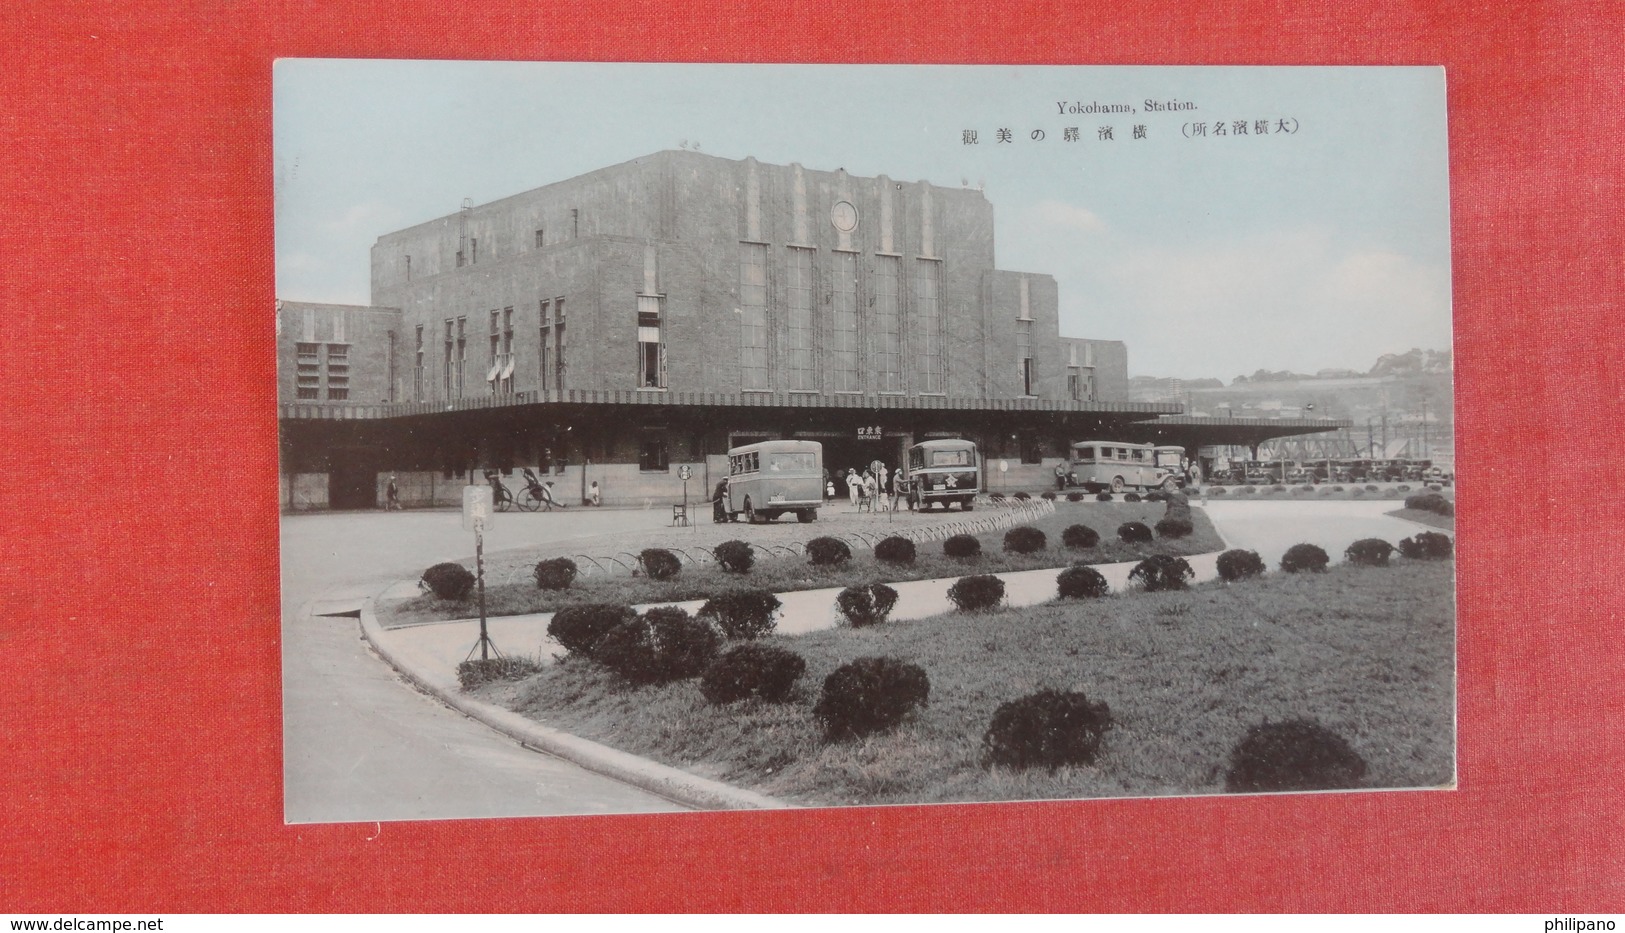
[845,469,860,508]
[386,474,402,510]
[1055,461,1068,490]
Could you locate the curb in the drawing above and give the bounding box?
[357,596,791,813]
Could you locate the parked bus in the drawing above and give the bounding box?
[1067,441,1176,493]
[1152,445,1197,487]
[723,439,823,523]
[905,439,980,511]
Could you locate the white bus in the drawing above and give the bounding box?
[723,439,823,523]
[905,438,980,511]
[1067,440,1178,493]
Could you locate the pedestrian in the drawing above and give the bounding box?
[862,469,878,511]
[386,474,401,510]
[712,477,730,523]
[588,481,601,507]
[826,478,836,500]
[845,469,860,507]
[1054,461,1068,490]
[875,465,890,511]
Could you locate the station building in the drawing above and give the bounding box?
[278,150,1343,509]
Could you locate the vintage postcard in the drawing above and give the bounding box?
[275,62,1454,823]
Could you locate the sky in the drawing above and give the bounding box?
[274,62,1452,380]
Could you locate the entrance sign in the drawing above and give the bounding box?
[462,485,493,532]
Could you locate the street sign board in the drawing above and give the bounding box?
[462,485,493,532]
[678,465,693,481]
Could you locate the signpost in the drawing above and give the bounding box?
[461,485,500,662]
[678,464,693,527]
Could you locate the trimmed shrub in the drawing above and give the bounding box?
[1280,543,1331,573]
[639,547,681,581]
[1057,564,1109,599]
[943,533,982,558]
[421,562,475,601]
[1013,491,1032,501]
[874,535,917,565]
[988,492,1007,503]
[1351,486,1366,497]
[1129,554,1195,592]
[805,536,852,567]
[1066,491,1084,502]
[1345,538,1396,567]
[1117,521,1153,544]
[1396,484,1412,493]
[1003,525,1047,554]
[1224,718,1367,793]
[1154,517,1194,539]
[1270,484,1287,493]
[1041,491,1057,500]
[836,583,900,628]
[1209,486,1227,496]
[1061,524,1100,549]
[593,606,722,684]
[1403,492,1454,516]
[1299,485,1315,493]
[1427,482,1444,491]
[1332,485,1346,492]
[698,589,782,639]
[713,540,755,574]
[813,656,930,740]
[1398,530,1454,561]
[1236,485,1257,495]
[983,690,1112,770]
[533,557,578,591]
[1124,492,1142,503]
[1365,484,1380,492]
[548,603,636,656]
[456,655,544,691]
[699,644,806,704]
[1096,492,1114,502]
[1216,549,1266,582]
[947,574,1005,611]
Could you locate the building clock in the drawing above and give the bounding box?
[831,200,858,233]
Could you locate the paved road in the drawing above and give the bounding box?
[1198,498,1449,566]
[280,507,682,823]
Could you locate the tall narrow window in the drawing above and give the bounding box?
[785,248,816,391]
[637,295,666,389]
[1016,320,1034,396]
[295,342,320,400]
[739,243,769,391]
[442,320,454,398]
[914,259,943,393]
[455,316,467,398]
[871,255,902,392]
[469,237,477,264]
[405,254,411,281]
[414,325,424,401]
[534,228,545,248]
[325,344,349,401]
[500,307,514,395]
[488,310,501,393]
[831,251,860,392]
[554,299,566,391]
[538,300,552,391]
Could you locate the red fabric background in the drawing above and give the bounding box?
[1,0,1620,912]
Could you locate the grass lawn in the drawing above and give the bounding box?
[380,500,1223,626]
[479,559,1456,806]
[1387,508,1456,532]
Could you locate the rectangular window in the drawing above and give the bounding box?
[831,251,860,392]
[405,254,411,281]
[443,320,453,397]
[470,237,477,264]
[638,436,669,472]
[455,316,466,398]
[295,342,320,400]
[872,255,902,392]
[739,243,769,391]
[914,259,943,394]
[1017,319,1034,396]
[637,295,666,389]
[414,325,424,401]
[554,299,566,390]
[538,299,552,391]
[1067,367,1082,401]
[535,228,544,248]
[785,247,816,391]
[488,310,501,392]
[501,306,514,395]
[325,344,349,401]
